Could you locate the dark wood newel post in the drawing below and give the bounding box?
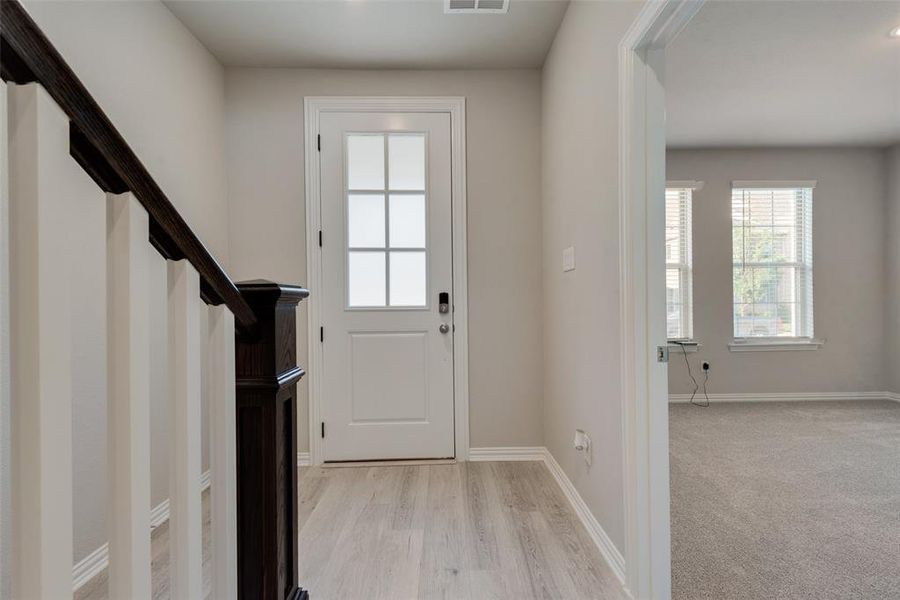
[235,280,310,600]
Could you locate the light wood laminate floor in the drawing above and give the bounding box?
[75,461,623,599]
[297,461,624,600]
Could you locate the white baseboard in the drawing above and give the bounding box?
[73,470,211,591]
[72,542,109,591]
[468,446,627,591]
[540,449,627,588]
[468,446,546,461]
[669,391,893,404]
[887,392,900,403]
[149,496,170,531]
[297,451,311,467]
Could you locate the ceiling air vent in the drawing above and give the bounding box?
[445,0,510,14]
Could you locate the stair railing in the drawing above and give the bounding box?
[0,1,307,598]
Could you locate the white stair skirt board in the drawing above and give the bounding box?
[72,471,211,592]
[669,391,894,404]
[467,447,547,461]
[468,447,626,588]
[297,452,311,467]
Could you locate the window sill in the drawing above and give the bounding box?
[668,340,700,353]
[728,338,824,352]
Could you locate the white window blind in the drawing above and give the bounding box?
[731,185,813,339]
[665,188,693,340]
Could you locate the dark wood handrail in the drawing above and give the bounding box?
[0,0,258,334]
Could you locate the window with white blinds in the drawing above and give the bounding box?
[731,184,814,339]
[665,188,693,340]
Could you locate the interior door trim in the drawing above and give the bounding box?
[303,97,469,466]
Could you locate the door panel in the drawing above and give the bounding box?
[349,332,427,423]
[319,112,454,461]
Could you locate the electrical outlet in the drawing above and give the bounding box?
[562,246,576,272]
[573,429,592,466]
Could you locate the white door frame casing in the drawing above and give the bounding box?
[618,2,704,599]
[303,97,469,466]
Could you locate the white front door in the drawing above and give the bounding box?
[318,111,454,461]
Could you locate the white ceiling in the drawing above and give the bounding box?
[666,1,900,148]
[165,0,569,69]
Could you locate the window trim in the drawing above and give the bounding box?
[668,340,700,353]
[667,179,704,191]
[665,182,699,342]
[729,337,824,352]
[730,182,815,342]
[732,180,817,190]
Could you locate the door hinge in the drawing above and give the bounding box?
[320,326,324,342]
[318,230,322,247]
[317,134,321,152]
[321,421,325,438]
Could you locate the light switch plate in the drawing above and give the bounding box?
[562,246,576,272]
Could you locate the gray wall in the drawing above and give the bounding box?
[887,144,900,394]
[20,0,227,564]
[225,68,545,451]
[540,0,644,555]
[22,0,231,268]
[667,148,889,395]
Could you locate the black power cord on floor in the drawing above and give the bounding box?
[672,341,709,407]
[700,362,710,406]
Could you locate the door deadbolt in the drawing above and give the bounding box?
[438,291,450,314]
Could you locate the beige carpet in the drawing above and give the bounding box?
[670,400,900,600]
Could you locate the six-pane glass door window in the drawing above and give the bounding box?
[346,133,427,307]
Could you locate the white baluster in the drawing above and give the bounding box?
[0,80,12,600]
[8,83,74,598]
[167,260,203,599]
[106,192,152,599]
[208,305,237,600]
